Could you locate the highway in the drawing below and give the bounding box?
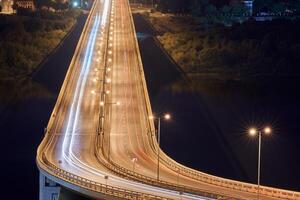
[37,0,300,199]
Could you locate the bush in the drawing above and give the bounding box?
[157,17,300,79]
[0,10,80,76]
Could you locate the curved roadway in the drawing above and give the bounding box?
[37,0,300,199]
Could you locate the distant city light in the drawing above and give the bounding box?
[164,113,171,120]
[72,1,78,7]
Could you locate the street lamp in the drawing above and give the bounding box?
[149,113,171,181]
[249,126,271,200]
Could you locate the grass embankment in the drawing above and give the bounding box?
[145,12,300,89]
[0,9,81,105]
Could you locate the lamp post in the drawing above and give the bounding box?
[249,126,271,200]
[150,113,171,181]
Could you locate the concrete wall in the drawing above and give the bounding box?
[39,173,61,200]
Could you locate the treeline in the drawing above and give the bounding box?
[158,19,300,79]
[0,9,80,74]
[134,0,300,16]
[0,9,81,106]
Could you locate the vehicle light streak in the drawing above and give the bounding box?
[58,0,209,198]
[62,14,101,159]
[62,149,209,200]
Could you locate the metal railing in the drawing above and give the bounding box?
[38,153,171,200]
[94,142,242,200]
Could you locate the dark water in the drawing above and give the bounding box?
[133,13,300,191]
[0,14,87,199]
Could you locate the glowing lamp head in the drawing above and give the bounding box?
[149,115,154,120]
[164,113,171,120]
[100,101,105,106]
[116,101,121,106]
[264,127,271,134]
[249,128,257,136]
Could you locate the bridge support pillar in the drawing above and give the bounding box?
[39,173,61,200]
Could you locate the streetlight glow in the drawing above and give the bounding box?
[164,114,171,120]
[249,128,257,136]
[264,127,271,134]
[247,125,272,199]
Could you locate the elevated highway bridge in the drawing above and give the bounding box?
[36,0,300,199]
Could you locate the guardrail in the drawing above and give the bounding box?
[38,153,170,200]
[94,141,243,200]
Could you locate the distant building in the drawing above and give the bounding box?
[15,0,35,10]
[230,0,253,16]
[242,0,253,16]
[0,0,14,13]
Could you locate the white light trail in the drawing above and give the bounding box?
[58,0,213,199]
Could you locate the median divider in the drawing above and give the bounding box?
[36,0,175,199]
